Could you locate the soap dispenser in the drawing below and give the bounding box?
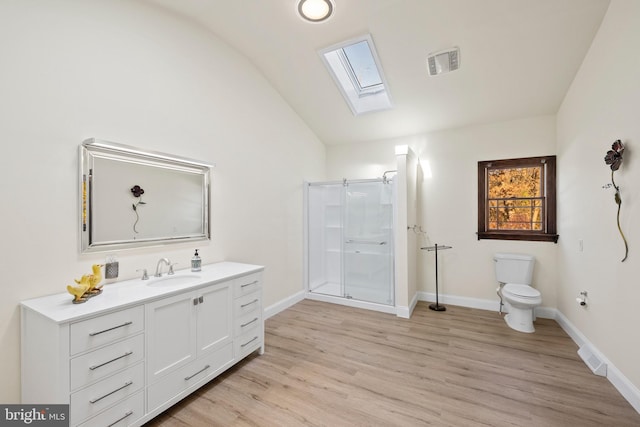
[191,249,202,272]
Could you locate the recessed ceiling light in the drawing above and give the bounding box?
[297,0,334,23]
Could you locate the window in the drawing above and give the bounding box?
[477,156,558,242]
[319,34,393,115]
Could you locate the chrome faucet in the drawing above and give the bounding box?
[154,258,171,277]
[137,268,149,280]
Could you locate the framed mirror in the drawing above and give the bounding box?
[80,139,212,253]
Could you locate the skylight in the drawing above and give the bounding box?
[342,41,383,90]
[319,34,392,115]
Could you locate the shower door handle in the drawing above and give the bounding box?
[346,239,387,245]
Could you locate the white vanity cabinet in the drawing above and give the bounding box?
[234,272,264,359]
[21,262,264,427]
[21,304,146,426]
[146,280,234,412]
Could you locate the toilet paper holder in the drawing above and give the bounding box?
[577,291,588,306]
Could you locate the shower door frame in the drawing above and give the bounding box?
[304,178,396,314]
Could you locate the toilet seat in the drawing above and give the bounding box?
[503,284,540,299]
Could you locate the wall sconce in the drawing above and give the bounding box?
[297,0,335,23]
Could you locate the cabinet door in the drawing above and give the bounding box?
[146,292,196,383]
[196,282,233,357]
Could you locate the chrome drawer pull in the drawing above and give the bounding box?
[240,299,259,308]
[89,381,133,404]
[107,410,133,427]
[184,364,210,381]
[240,280,258,288]
[89,351,133,371]
[89,321,133,336]
[241,318,259,328]
[241,336,259,348]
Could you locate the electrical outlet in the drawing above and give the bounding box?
[579,239,584,252]
[105,254,119,279]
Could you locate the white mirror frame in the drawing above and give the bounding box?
[80,139,212,253]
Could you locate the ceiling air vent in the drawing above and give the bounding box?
[427,47,460,76]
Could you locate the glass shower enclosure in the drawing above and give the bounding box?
[306,179,395,308]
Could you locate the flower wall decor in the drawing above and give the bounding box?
[603,140,628,262]
[131,185,146,234]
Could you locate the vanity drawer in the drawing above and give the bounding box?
[234,311,261,338]
[147,343,234,412]
[70,306,144,355]
[234,291,261,317]
[234,273,261,298]
[235,330,262,360]
[70,362,144,425]
[70,333,144,391]
[77,390,144,427]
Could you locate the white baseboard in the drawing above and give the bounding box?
[607,363,640,414]
[555,311,640,413]
[264,290,305,319]
[534,306,557,320]
[396,292,419,318]
[395,305,410,318]
[416,291,557,319]
[410,291,419,314]
[418,291,498,312]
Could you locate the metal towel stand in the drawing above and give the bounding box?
[421,243,453,312]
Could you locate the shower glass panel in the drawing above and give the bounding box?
[308,184,343,297]
[307,179,394,307]
[343,181,394,305]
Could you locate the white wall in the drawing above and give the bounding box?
[393,147,420,316]
[327,116,558,309]
[557,0,640,392]
[0,0,325,403]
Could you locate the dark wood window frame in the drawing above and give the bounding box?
[477,156,558,243]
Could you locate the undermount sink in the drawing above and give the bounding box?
[146,274,202,287]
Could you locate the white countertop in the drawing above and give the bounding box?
[21,261,264,324]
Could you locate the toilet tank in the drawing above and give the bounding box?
[494,253,535,285]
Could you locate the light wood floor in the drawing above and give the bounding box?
[145,300,640,426]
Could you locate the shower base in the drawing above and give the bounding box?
[307,281,395,315]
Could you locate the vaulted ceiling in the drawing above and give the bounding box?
[146,0,610,145]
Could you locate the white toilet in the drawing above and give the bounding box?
[494,253,542,333]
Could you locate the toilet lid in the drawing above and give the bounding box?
[503,284,540,298]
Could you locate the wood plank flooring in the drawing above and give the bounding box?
[144,300,640,426]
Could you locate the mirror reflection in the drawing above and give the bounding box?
[80,139,212,253]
